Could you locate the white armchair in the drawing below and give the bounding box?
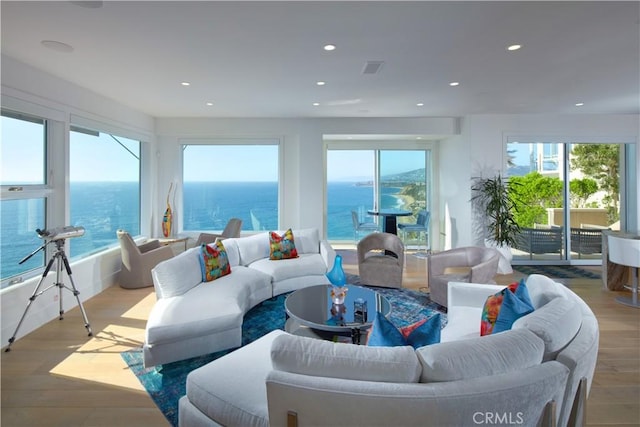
[427,246,500,308]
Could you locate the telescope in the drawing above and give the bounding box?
[36,226,85,241]
[6,225,92,352]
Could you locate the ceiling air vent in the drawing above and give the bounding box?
[362,61,384,75]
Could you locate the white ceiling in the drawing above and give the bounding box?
[2,1,639,118]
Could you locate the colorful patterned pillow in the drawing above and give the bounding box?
[481,279,534,336]
[199,240,231,282]
[368,312,441,349]
[269,228,299,260]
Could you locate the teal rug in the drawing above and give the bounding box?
[121,285,445,427]
[513,265,601,280]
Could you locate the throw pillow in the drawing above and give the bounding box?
[481,280,534,336]
[368,312,441,349]
[199,240,231,282]
[269,228,299,260]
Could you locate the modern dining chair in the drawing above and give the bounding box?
[351,210,379,243]
[397,210,430,251]
[196,218,243,245]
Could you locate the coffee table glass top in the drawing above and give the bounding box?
[285,284,391,333]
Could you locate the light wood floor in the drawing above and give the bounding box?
[1,250,638,426]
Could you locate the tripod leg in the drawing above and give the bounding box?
[5,256,56,352]
[57,255,64,320]
[60,251,93,336]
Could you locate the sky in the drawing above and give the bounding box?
[3,115,428,183]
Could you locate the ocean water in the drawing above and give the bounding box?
[1,181,404,280]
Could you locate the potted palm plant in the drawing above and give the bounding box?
[471,174,521,274]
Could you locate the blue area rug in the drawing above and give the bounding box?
[513,265,601,279]
[121,284,445,426]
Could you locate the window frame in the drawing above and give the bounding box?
[68,122,144,258]
[323,138,435,244]
[1,109,55,286]
[179,138,283,234]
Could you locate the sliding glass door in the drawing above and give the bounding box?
[507,140,628,264]
[326,146,431,244]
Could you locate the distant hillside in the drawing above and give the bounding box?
[382,168,425,185]
[353,168,426,186]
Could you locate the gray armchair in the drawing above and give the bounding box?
[427,246,500,308]
[357,232,404,288]
[117,230,174,289]
[196,218,243,245]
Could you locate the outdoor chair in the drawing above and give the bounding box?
[357,232,404,288]
[571,227,606,258]
[116,230,174,289]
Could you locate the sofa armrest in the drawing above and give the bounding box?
[319,240,336,271]
[447,282,506,310]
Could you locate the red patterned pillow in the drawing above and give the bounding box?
[199,240,231,282]
[269,229,299,260]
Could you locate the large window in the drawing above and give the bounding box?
[326,147,431,243]
[69,127,141,257]
[1,111,48,285]
[507,140,629,263]
[182,142,280,232]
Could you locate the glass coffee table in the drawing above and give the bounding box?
[284,284,391,344]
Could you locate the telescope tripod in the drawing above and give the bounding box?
[5,239,93,352]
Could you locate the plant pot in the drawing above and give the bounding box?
[485,239,513,274]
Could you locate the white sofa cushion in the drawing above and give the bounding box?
[151,247,202,298]
[416,328,545,383]
[513,296,582,360]
[285,228,319,254]
[236,232,270,265]
[525,274,568,308]
[146,266,272,345]
[271,332,422,383]
[249,253,328,283]
[217,238,241,267]
[185,330,286,427]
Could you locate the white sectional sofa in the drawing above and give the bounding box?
[178,274,599,427]
[143,228,335,368]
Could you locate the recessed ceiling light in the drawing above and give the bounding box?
[575,102,584,107]
[312,102,320,106]
[416,137,423,140]
[206,102,213,106]
[449,82,460,87]
[323,44,336,51]
[316,81,326,86]
[416,103,424,107]
[507,44,522,51]
[181,82,191,86]
[41,40,74,53]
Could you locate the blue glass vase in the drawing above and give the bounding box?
[326,254,346,286]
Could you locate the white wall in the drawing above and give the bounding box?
[154,117,459,238]
[1,56,156,346]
